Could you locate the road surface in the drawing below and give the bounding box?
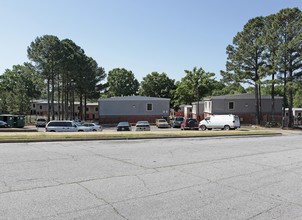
[1,134,302,219]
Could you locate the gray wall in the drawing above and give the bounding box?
[210,98,283,114]
[99,99,170,116]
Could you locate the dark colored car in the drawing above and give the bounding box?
[0,120,9,128]
[170,116,184,128]
[180,118,199,130]
[117,122,132,131]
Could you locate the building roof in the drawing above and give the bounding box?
[204,93,283,100]
[32,100,98,105]
[99,96,170,102]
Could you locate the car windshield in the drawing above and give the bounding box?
[118,122,129,126]
[187,118,197,122]
[158,119,166,122]
[136,121,149,125]
[175,117,183,121]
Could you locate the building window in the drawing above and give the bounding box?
[147,103,153,111]
[33,104,36,108]
[228,101,234,110]
[95,107,98,112]
[86,107,89,112]
[40,105,42,110]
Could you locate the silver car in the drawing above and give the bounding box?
[82,123,102,131]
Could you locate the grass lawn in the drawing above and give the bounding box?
[0,128,280,142]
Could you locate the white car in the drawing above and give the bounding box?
[82,123,102,131]
[45,121,91,132]
[199,114,240,131]
[135,121,150,131]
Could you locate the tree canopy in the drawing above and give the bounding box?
[174,67,215,106]
[27,35,106,121]
[0,64,42,114]
[106,68,139,97]
[139,72,176,98]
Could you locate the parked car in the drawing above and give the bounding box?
[0,120,9,128]
[135,121,150,131]
[199,114,240,131]
[155,119,170,128]
[36,118,47,127]
[117,122,132,131]
[45,120,91,132]
[82,122,102,131]
[170,116,184,128]
[180,118,199,130]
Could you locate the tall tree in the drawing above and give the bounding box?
[273,8,302,127]
[263,14,281,122]
[80,57,106,120]
[27,35,62,121]
[106,68,139,97]
[225,16,266,125]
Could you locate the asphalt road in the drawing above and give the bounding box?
[1,134,302,219]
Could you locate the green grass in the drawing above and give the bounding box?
[0,129,280,141]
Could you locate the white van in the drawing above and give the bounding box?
[45,121,90,132]
[199,114,240,131]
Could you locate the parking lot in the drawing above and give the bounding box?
[1,133,302,219]
[36,124,182,132]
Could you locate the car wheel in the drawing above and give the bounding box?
[200,125,206,131]
[188,120,195,128]
[224,125,230,131]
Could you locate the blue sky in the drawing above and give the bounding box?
[0,0,301,82]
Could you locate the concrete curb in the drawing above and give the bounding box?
[0,132,283,144]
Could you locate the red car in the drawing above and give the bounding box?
[180,118,199,130]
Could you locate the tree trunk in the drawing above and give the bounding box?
[258,81,262,124]
[271,72,275,122]
[84,95,87,121]
[79,95,83,121]
[57,74,61,120]
[47,77,50,122]
[288,69,294,128]
[51,70,55,120]
[254,83,260,125]
[282,71,287,128]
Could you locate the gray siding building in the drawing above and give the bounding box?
[203,94,283,124]
[99,96,170,124]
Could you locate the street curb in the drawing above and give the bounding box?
[0,132,283,144]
